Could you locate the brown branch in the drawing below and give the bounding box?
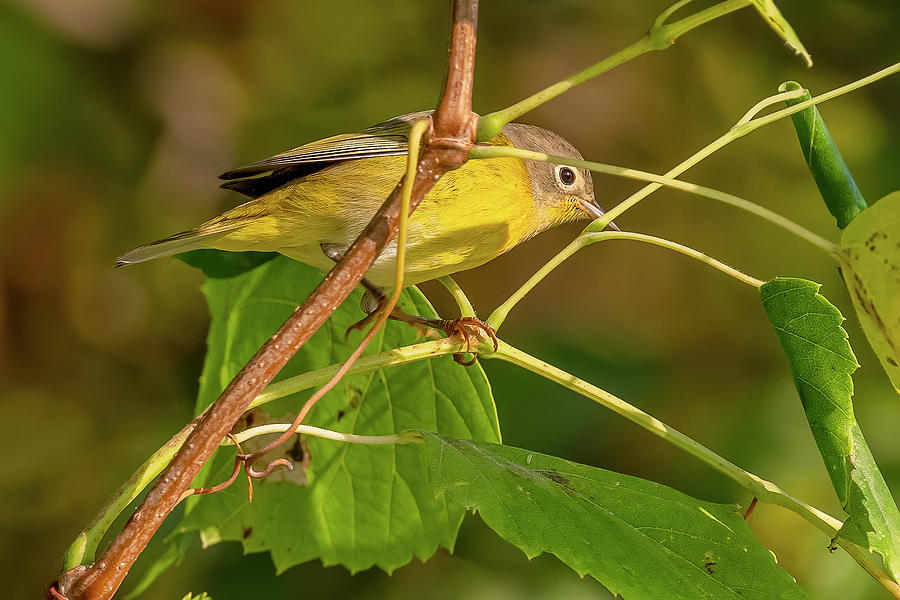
[53,2,478,598]
[434,0,479,146]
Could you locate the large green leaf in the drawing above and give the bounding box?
[168,252,500,575]
[839,190,900,394]
[761,277,900,579]
[423,433,809,599]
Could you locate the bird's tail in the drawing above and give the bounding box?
[114,227,235,267]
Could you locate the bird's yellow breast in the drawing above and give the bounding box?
[210,136,538,287]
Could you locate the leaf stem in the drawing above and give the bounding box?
[487,238,583,330]
[61,418,200,570]
[488,230,762,331]
[599,63,899,227]
[476,0,749,140]
[470,145,836,254]
[582,232,764,287]
[652,0,696,30]
[437,275,477,317]
[252,338,463,407]
[735,89,805,127]
[477,40,648,142]
[653,0,748,47]
[746,62,899,132]
[223,424,420,447]
[492,341,839,527]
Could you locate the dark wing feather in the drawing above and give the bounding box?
[219,112,429,198]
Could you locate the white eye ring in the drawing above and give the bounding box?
[555,165,578,188]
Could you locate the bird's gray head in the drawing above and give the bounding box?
[500,123,606,230]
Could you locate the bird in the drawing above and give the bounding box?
[116,111,610,288]
[116,111,613,351]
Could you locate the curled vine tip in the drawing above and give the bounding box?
[246,457,294,480]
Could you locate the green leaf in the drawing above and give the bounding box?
[839,190,900,393]
[760,278,857,501]
[173,252,500,575]
[177,249,277,278]
[760,277,900,579]
[779,81,867,229]
[423,433,809,599]
[838,423,900,579]
[747,1,812,67]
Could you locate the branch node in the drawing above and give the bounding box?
[426,111,478,169]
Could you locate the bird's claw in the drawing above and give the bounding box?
[441,317,498,366]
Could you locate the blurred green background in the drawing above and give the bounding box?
[3,0,899,598]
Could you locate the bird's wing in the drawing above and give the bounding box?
[219,112,429,198]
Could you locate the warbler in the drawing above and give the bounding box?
[116,111,611,287]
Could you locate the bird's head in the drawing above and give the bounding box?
[501,122,616,232]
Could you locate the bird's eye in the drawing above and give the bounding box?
[557,166,577,187]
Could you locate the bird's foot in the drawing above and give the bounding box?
[345,311,378,337]
[382,313,498,366]
[433,316,499,366]
[346,307,497,366]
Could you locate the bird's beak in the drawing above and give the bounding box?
[578,198,620,231]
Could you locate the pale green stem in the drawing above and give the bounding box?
[582,232,764,287]
[470,145,836,254]
[488,231,762,330]
[653,0,696,29]
[201,117,424,494]
[437,275,477,317]
[601,63,899,225]
[734,89,805,127]
[62,418,199,569]
[223,423,419,447]
[493,340,898,592]
[737,61,899,133]
[391,119,431,294]
[252,338,463,408]
[477,0,749,140]
[656,0,749,43]
[477,40,647,141]
[488,237,583,330]
[494,340,842,530]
